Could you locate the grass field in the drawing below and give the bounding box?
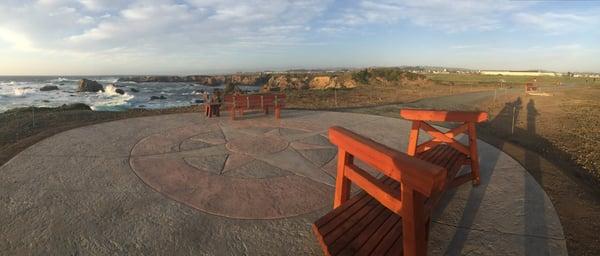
[427,73,594,87]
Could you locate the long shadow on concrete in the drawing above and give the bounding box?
[433,97,551,254]
[434,98,523,254]
[524,99,550,254]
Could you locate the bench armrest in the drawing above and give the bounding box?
[400,109,488,123]
[329,126,446,197]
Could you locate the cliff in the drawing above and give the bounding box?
[117,68,427,91]
[118,74,270,86]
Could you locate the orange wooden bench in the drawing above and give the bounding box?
[223,93,286,120]
[525,82,538,93]
[312,109,488,256]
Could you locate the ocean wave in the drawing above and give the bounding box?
[0,81,16,86]
[90,91,135,111]
[12,87,35,97]
[96,77,119,84]
[104,84,127,96]
[50,77,78,83]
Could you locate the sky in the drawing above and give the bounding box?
[0,0,599,75]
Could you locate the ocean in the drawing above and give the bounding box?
[0,76,260,113]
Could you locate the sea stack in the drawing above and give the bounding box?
[77,79,104,92]
[39,85,59,91]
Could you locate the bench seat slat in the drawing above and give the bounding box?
[317,178,397,237]
[313,144,469,256]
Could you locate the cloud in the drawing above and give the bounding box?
[0,27,38,52]
[514,11,599,34]
[0,0,597,74]
[326,0,520,32]
[0,0,332,58]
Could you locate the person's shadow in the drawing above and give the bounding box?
[524,99,549,255]
[433,97,550,255]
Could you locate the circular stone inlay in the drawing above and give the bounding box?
[226,136,289,156]
[129,123,336,219]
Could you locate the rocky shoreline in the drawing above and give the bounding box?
[117,68,428,91]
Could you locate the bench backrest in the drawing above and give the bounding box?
[400,109,488,185]
[223,93,286,109]
[525,82,538,92]
[328,126,446,214]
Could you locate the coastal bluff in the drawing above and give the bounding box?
[118,74,270,86]
[117,68,428,91]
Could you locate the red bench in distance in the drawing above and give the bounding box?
[223,93,286,120]
[312,109,488,256]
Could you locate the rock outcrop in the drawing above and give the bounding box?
[117,69,424,92]
[150,95,167,100]
[118,74,270,87]
[115,88,125,95]
[77,79,104,92]
[39,85,59,91]
[262,74,357,91]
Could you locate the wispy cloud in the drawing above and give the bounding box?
[0,0,597,74]
[325,0,520,32]
[513,11,599,34]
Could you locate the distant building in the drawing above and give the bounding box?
[480,70,561,77]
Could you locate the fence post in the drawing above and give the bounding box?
[511,105,516,134]
[334,87,338,107]
[15,113,19,142]
[32,107,35,129]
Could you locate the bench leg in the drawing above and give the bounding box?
[334,150,352,208]
[208,105,214,118]
[264,106,269,115]
[401,185,428,256]
[231,108,236,120]
[468,122,480,185]
[275,107,281,119]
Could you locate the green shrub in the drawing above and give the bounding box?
[352,69,371,84]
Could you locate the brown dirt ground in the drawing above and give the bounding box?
[476,85,600,256]
[285,82,492,109]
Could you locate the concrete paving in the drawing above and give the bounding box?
[0,110,567,255]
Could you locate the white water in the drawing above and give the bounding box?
[0,76,260,113]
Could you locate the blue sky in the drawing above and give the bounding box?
[0,0,598,75]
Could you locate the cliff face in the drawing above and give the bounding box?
[261,74,357,91]
[117,68,425,91]
[118,74,270,86]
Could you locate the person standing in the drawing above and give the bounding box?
[210,89,222,117]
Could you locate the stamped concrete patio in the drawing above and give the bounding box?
[0,110,567,255]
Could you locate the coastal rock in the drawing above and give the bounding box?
[119,74,270,87]
[77,79,104,92]
[309,76,334,89]
[115,88,125,95]
[130,88,139,92]
[59,103,92,111]
[39,85,59,91]
[150,95,167,100]
[262,74,356,91]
